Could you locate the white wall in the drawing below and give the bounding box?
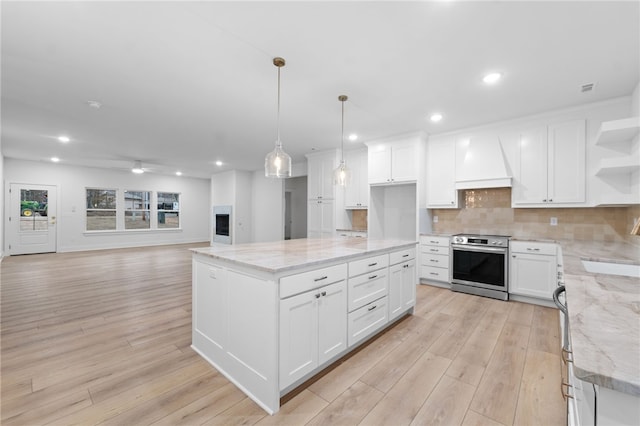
[632,82,640,117]
[251,169,284,242]
[4,158,210,253]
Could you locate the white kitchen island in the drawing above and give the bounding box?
[191,238,417,414]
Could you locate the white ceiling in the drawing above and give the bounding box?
[2,1,639,179]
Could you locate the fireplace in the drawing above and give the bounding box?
[213,205,232,244]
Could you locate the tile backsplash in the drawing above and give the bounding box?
[351,209,368,230]
[432,188,640,245]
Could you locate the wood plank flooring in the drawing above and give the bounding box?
[1,243,566,425]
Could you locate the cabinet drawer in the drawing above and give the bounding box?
[348,270,388,312]
[348,296,388,347]
[420,235,450,247]
[281,263,347,299]
[510,241,557,256]
[421,245,449,256]
[389,247,416,265]
[420,265,450,282]
[421,253,449,268]
[349,254,389,278]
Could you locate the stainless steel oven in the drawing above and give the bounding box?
[451,234,509,301]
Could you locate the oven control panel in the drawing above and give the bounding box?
[451,234,509,247]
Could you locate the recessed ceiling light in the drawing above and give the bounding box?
[58,136,70,143]
[176,171,183,176]
[51,157,60,162]
[87,100,102,109]
[430,113,443,122]
[132,160,144,174]
[215,161,223,166]
[348,133,358,142]
[483,72,502,84]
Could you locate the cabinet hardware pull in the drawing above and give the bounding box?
[526,248,540,251]
[429,240,438,244]
[429,272,438,276]
[549,199,553,202]
[368,262,378,267]
[430,249,438,252]
[315,293,321,299]
[368,275,378,280]
[368,305,377,311]
[561,347,573,364]
[314,276,328,282]
[543,199,547,202]
[430,259,438,263]
[402,254,409,257]
[403,264,409,268]
[321,291,327,297]
[560,381,574,400]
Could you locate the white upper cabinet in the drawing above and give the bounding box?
[426,136,458,208]
[343,148,368,209]
[366,138,419,185]
[513,119,586,207]
[307,150,338,200]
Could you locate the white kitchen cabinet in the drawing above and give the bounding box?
[512,119,586,207]
[306,150,338,200]
[389,248,416,322]
[279,280,347,389]
[426,136,458,208]
[366,139,419,185]
[509,241,557,301]
[344,148,369,208]
[419,235,450,284]
[307,199,334,238]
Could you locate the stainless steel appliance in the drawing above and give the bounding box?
[451,234,510,300]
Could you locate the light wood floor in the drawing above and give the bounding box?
[1,243,566,425]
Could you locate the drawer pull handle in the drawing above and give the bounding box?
[526,248,540,251]
[321,291,327,297]
[368,275,378,280]
[429,240,438,244]
[368,305,377,311]
[403,264,409,269]
[429,272,439,276]
[430,249,439,252]
[314,276,328,282]
[315,293,321,299]
[430,259,439,263]
[560,381,574,400]
[368,262,378,267]
[402,254,409,257]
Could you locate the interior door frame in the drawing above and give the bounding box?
[5,182,60,255]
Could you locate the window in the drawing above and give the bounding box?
[157,192,180,229]
[86,189,117,231]
[124,190,151,230]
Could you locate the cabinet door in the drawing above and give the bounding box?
[368,144,391,184]
[307,152,336,199]
[548,119,586,204]
[317,281,347,365]
[307,200,321,237]
[280,291,319,389]
[427,137,457,207]
[513,126,548,205]
[388,263,404,321]
[344,149,368,208]
[391,142,418,183]
[319,200,334,235]
[401,259,416,311]
[510,252,556,300]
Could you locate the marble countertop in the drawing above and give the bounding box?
[559,239,640,396]
[191,238,417,274]
[336,228,368,233]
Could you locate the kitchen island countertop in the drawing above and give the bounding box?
[191,237,417,274]
[560,239,640,396]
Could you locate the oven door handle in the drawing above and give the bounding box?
[451,245,507,254]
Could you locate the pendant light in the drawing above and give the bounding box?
[264,57,292,178]
[333,95,351,186]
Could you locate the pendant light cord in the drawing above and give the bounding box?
[341,99,345,163]
[276,65,281,148]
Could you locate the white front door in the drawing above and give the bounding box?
[8,183,57,255]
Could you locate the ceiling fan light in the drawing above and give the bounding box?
[132,160,144,174]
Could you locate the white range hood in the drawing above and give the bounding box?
[455,135,512,190]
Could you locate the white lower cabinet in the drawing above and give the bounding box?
[347,296,388,347]
[509,241,557,301]
[279,280,347,389]
[419,235,450,283]
[388,248,416,321]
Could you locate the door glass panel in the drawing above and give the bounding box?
[20,189,48,232]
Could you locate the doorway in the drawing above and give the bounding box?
[8,183,57,254]
[284,176,307,240]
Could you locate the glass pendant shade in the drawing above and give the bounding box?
[265,141,292,178]
[264,57,291,178]
[333,160,351,186]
